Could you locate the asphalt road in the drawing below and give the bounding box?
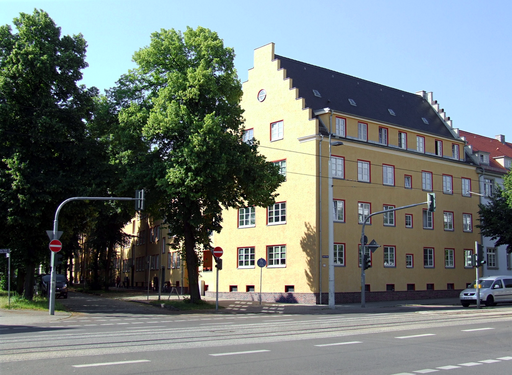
[2,293,512,375]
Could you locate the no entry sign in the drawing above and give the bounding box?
[49,239,62,253]
[213,247,223,258]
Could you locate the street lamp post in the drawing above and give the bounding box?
[326,108,343,309]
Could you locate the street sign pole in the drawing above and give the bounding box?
[257,258,266,305]
[1,249,11,308]
[216,258,219,311]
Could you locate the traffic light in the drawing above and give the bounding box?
[215,257,223,270]
[476,245,486,267]
[427,193,436,212]
[363,254,372,270]
[135,189,145,211]
[55,253,63,266]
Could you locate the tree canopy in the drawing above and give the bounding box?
[478,185,512,253]
[114,26,284,302]
[0,9,99,298]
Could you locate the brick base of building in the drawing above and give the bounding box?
[206,289,461,305]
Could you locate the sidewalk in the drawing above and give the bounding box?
[0,293,462,327]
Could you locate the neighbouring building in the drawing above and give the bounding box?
[202,43,480,304]
[458,130,512,277]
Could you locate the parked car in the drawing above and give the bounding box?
[460,275,512,307]
[40,274,68,299]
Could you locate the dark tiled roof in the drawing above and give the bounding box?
[275,55,456,140]
[459,130,512,174]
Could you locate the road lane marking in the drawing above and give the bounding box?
[498,356,512,360]
[395,334,435,339]
[413,369,438,374]
[315,341,362,347]
[479,359,501,364]
[461,327,494,332]
[437,365,460,370]
[72,359,150,368]
[209,349,270,357]
[458,362,482,367]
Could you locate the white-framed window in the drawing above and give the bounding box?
[479,153,490,164]
[463,213,472,232]
[358,202,371,224]
[273,160,287,179]
[406,254,414,268]
[238,247,255,268]
[424,248,435,268]
[398,132,407,149]
[331,155,344,179]
[239,207,255,228]
[464,249,473,268]
[417,136,425,153]
[435,140,443,156]
[334,243,345,266]
[267,245,286,267]
[423,209,433,229]
[358,160,370,182]
[243,128,254,143]
[442,175,453,194]
[422,171,433,191]
[405,214,413,228]
[383,165,395,186]
[383,205,395,226]
[268,202,286,225]
[335,117,346,137]
[270,120,283,141]
[379,127,388,145]
[443,211,454,231]
[445,248,455,268]
[452,143,460,160]
[487,248,497,268]
[333,199,345,222]
[462,178,471,197]
[484,178,494,197]
[358,122,368,141]
[384,246,396,267]
[404,175,412,189]
[171,252,181,269]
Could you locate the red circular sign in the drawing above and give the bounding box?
[212,246,223,258]
[49,239,62,253]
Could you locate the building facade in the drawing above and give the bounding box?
[459,130,512,277]
[203,43,480,303]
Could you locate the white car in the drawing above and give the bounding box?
[460,275,512,307]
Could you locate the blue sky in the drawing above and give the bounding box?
[2,0,511,138]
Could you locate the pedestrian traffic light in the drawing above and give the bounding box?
[467,254,476,268]
[363,254,371,270]
[427,193,436,212]
[215,257,223,270]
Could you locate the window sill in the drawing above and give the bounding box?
[267,265,286,268]
[267,222,287,226]
[238,266,255,269]
[238,225,256,229]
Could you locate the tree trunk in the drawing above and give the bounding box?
[23,262,35,300]
[16,267,26,296]
[184,221,200,303]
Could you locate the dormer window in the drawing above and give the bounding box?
[479,153,490,165]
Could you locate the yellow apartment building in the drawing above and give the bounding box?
[202,43,480,304]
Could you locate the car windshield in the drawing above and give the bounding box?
[41,275,66,282]
[472,279,494,288]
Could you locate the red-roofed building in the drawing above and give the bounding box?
[458,130,512,276]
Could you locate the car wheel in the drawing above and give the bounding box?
[485,295,495,307]
[461,302,470,307]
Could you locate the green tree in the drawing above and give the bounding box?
[478,185,512,253]
[115,27,284,302]
[0,10,97,299]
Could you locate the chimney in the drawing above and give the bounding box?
[495,134,506,143]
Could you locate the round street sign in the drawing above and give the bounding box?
[213,247,223,258]
[49,239,62,253]
[257,258,267,268]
